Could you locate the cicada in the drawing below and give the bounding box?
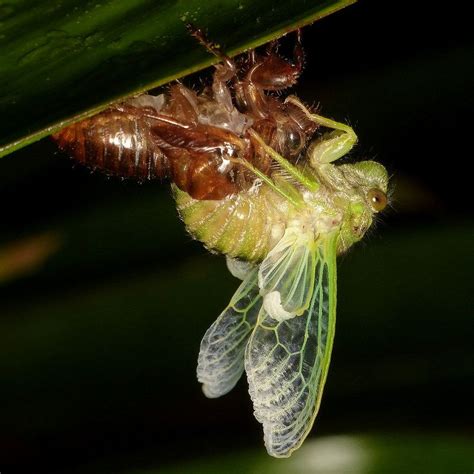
[53,27,389,457]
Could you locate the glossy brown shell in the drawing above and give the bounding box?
[53,35,319,201]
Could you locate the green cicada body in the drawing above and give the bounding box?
[176,96,388,457]
[175,155,388,261]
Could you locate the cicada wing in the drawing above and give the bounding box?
[197,268,261,398]
[226,256,256,281]
[245,235,338,457]
[258,228,317,321]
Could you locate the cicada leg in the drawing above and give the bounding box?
[186,23,237,112]
[186,23,236,75]
[285,96,358,166]
[228,156,304,209]
[247,129,319,193]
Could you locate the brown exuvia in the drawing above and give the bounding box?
[53,28,318,200]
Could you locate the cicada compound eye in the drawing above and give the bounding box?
[367,188,387,212]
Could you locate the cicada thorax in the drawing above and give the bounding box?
[247,96,319,161]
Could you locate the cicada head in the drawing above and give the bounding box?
[336,160,389,253]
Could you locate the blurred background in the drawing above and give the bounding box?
[0,0,472,472]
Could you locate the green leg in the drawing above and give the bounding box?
[230,157,303,209]
[285,96,358,166]
[248,129,319,192]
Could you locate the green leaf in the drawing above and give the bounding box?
[0,0,355,158]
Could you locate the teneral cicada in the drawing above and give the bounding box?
[53,27,389,457]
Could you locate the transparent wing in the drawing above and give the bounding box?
[197,268,261,398]
[245,235,338,457]
[258,228,317,321]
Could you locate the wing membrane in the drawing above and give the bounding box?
[245,235,338,457]
[197,268,261,398]
[226,256,256,280]
[258,228,317,321]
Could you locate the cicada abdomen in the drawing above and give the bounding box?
[53,97,168,181]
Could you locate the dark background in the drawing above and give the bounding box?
[0,0,472,473]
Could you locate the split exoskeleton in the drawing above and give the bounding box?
[54,27,389,457]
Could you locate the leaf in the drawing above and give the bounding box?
[0,0,356,158]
